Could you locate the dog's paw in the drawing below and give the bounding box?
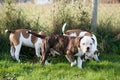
[45,60,51,65]
[71,60,76,67]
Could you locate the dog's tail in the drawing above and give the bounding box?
[5,29,15,33]
[27,30,45,39]
[62,23,67,34]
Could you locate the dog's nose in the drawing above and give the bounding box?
[87,47,90,52]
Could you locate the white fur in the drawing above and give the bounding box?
[65,55,77,67]
[71,60,76,67]
[69,32,77,37]
[62,23,67,34]
[34,38,42,57]
[14,43,21,62]
[79,31,88,37]
[93,54,100,62]
[80,36,93,53]
[77,56,83,69]
[20,33,34,47]
[92,34,97,51]
[75,48,84,56]
[75,48,84,69]
[45,60,50,65]
[10,46,15,59]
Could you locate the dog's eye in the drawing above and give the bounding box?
[82,43,85,45]
[90,43,92,45]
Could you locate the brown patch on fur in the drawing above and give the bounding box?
[31,31,46,44]
[21,29,29,38]
[84,32,92,37]
[9,29,29,46]
[31,35,38,44]
[9,30,20,46]
[28,32,82,64]
[64,30,83,36]
[8,29,46,46]
[29,31,38,44]
[65,29,92,37]
[27,31,82,64]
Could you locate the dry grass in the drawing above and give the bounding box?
[98,4,120,28]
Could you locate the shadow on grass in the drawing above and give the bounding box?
[83,53,120,73]
[0,51,120,72]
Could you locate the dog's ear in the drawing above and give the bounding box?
[91,38,95,44]
[76,37,83,47]
[79,36,83,41]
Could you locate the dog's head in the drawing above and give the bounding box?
[80,36,95,60]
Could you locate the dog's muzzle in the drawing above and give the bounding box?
[85,53,93,60]
[81,54,91,61]
[86,47,90,53]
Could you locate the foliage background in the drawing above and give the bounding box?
[0,0,119,54]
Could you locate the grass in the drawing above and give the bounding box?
[0,52,120,80]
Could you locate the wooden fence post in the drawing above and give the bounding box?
[91,0,98,33]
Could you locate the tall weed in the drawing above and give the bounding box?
[52,1,91,34]
[97,17,120,54]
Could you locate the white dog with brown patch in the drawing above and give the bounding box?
[62,23,100,62]
[5,29,46,62]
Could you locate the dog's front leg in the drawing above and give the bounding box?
[40,51,47,65]
[40,48,50,65]
[66,51,76,67]
[10,46,15,60]
[14,43,22,62]
[93,50,100,62]
[93,54,100,62]
[77,56,83,69]
[34,44,41,58]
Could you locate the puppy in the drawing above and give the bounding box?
[5,29,46,62]
[27,31,94,69]
[62,23,100,61]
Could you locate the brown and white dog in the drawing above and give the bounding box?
[5,29,46,62]
[27,31,94,69]
[62,23,100,62]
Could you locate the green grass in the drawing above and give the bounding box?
[0,52,120,80]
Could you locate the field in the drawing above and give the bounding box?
[0,1,120,80]
[0,53,120,80]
